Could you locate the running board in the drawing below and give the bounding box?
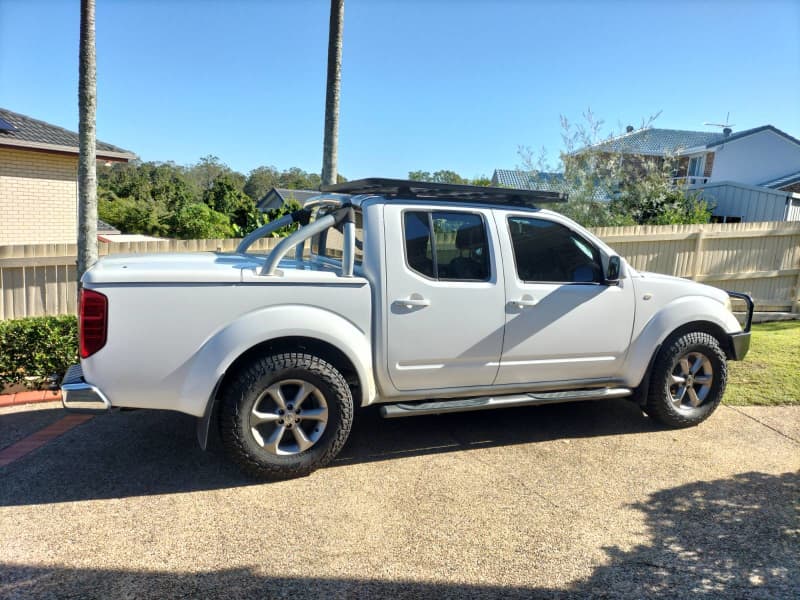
[380,388,632,419]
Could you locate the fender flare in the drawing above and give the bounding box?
[624,295,740,388]
[181,305,375,448]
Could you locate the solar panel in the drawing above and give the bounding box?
[320,178,568,206]
[0,116,18,132]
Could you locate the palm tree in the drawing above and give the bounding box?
[77,0,97,280]
[321,0,344,187]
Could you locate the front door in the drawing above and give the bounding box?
[495,213,636,385]
[384,204,506,391]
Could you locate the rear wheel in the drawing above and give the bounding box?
[219,353,353,480]
[646,332,727,428]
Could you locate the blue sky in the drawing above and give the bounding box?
[1,0,799,179]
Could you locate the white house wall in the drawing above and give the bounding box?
[710,130,800,185]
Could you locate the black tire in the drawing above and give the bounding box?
[219,352,353,480]
[645,332,728,428]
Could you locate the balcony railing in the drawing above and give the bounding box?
[671,175,710,187]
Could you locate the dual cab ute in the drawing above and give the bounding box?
[62,179,752,479]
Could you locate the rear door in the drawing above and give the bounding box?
[495,212,635,385]
[384,204,506,391]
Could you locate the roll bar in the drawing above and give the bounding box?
[238,203,357,277]
[236,209,311,254]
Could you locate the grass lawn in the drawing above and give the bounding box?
[725,321,800,406]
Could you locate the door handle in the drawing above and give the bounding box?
[510,296,539,308]
[397,295,431,309]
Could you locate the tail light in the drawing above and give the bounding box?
[80,288,108,358]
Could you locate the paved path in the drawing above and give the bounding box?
[1,400,798,599]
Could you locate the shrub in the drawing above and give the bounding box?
[0,316,78,388]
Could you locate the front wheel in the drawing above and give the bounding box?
[646,332,728,428]
[219,353,354,480]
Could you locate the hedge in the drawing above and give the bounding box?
[0,316,78,388]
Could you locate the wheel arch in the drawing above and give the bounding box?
[185,305,375,449]
[631,319,732,407]
[624,295,740,390]
[218,336,362,406]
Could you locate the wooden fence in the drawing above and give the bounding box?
[591,221,800,312]
[1,221,798,320]
[0,238,280,320]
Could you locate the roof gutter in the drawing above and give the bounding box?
[0,138,137,161]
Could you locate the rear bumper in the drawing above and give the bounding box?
[61,364,111,412]
[726,291,754,361]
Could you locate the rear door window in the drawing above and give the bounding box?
[403,211,490,281]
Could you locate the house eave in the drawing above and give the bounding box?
[0,138,136,162]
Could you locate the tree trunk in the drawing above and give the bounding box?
[77,0,97,280]
[321,0,344,187]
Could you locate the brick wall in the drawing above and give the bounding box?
[0,147,78,245]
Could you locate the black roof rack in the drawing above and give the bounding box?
[320,178,567,206]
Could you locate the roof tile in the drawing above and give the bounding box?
[0,107,134,157]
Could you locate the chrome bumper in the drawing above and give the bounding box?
[61,364,111,412]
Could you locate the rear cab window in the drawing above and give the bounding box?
[310,207,364,266]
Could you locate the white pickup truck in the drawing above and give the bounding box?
[62,179,752,479]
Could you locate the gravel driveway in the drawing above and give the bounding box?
[1,399,798,599]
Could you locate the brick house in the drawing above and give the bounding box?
[0,108,136,245]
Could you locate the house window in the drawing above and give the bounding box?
[710,215,742,224]
[688,156,704,177]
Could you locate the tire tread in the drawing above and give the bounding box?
[645,332,727,429]
[219,352,353,480]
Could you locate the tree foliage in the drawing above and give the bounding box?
[172,203,233,239]
[518,109,713,227]
[408,170,492,186]
[98,159,340,239]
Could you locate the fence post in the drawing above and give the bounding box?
[793,272,800,314]
[690,228,705,281]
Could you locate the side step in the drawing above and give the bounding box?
[380,388,632,419]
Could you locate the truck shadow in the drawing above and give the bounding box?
[2,471,796,598]
[0,399,656,506]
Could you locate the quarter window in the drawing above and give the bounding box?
[507,217,602,283]
[404,211,490,281]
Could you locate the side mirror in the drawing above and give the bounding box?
[606,256,621,285]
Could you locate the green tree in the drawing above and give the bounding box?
[409,170,468,184]
[186,155,245,195]
[470,175,492,187]
[172,203,233,239]
[203,174,256,229]
[97,160,341,239]
[262,198,303,237]
[244,165,280,201]
[99,191,170,236]
[278,167,322,190]
[519,110,711,227]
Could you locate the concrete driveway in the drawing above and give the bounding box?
[1,399,798,599]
